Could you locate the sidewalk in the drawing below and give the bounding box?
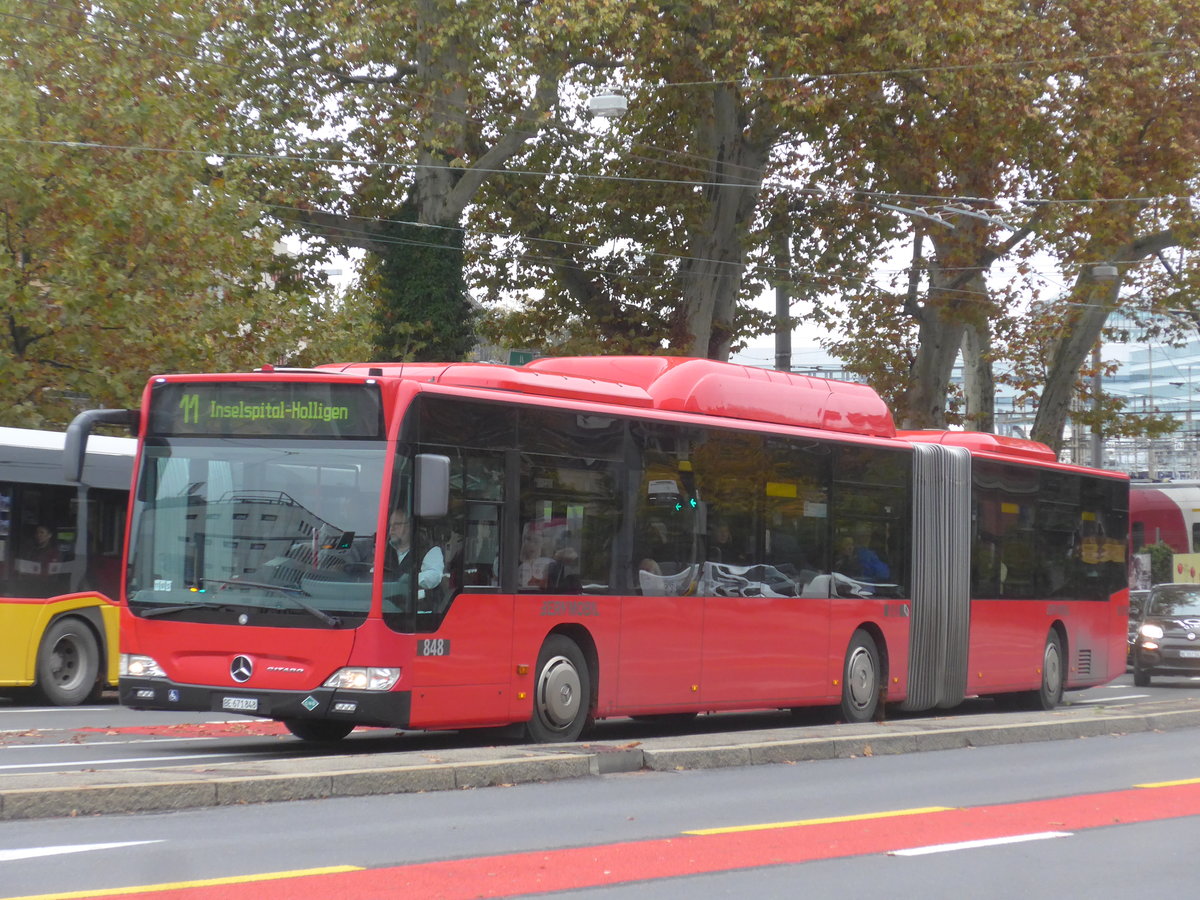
[3,698,1199,821]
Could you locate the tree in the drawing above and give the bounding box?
[214,0,631,362]
[1026,0,1200,451]
[0,1,340,427]
[474,0,895,361]
[814,0,1200,448]
[807,1,1070,429]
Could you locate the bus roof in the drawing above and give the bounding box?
[0,426,134,490]
[894,429,1059,463]
[320,356,897,439]
[0,426,135,457]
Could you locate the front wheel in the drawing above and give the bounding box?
[840,630,881,723]
[1133,653,1151,687]
[34,618,102,706]
[283,719,355,742]
[527,635,592,743]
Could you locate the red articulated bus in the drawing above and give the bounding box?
[66,356,1130,743]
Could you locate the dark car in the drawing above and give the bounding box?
[1128,589,1149,669]
[1132,584,1200,686]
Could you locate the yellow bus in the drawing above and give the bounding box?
[0,426,133,705]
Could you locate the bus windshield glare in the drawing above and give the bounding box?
[127,439,387,626]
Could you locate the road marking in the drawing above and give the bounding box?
[1071,694,1149,703]
[889,831,1071,856]
[2,867,362,900]
[685,806,953,835]
[0,842,162,863]
[0,709,114,717]
[0,753,251,772]
[1136,776,1200,788]
[1,739,215,750]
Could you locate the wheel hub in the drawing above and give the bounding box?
[538,655,581,728]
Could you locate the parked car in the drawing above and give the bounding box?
[1128,589,1149,669]
[1131,583,1200,686]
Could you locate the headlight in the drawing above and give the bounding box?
[323,667,401,691]
[121,654,166,678]
[1140,623,1164,640]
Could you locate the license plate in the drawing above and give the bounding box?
[1179,650,1200,659]
[222,696,259,711]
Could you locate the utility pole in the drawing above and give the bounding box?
[1090,265,1118,469]
[772,211,792,372]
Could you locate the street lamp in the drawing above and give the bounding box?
[588,91,627,119]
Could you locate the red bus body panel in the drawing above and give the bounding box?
[968,596,1124,692]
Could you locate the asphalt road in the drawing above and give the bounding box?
[3,674,1200,821]
[4,715,1200,899]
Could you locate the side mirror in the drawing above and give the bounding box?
[63,409,139,482]
[414,454,450,518]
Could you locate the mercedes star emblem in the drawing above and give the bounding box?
[230,655,254,683]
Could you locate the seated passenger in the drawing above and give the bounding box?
[834,530,889,582]
[517,529,554,589]
[708,521,751,565]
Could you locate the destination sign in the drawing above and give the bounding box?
[149,381,384,438]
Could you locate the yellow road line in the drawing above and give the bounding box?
[1135,777,1200,788]
[684,806,954,835]
[2,865,363,900]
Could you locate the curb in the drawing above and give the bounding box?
[4,704,1200,821]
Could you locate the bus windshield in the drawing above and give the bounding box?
[127,438,387,626]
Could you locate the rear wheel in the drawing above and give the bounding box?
[527,635,591,743]
[840,630,881,723]
[34,618,102,706]
[1017,630,1064,710]
[283,719,355,742]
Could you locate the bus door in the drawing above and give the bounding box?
[697,436,834,704]
[619,449,703,710]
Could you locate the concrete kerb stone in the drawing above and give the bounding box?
[6,703,1200,820]
[0,779,219,820]
[451,754,596,789]
[330,765,457,798]
[1144,707,1200,733]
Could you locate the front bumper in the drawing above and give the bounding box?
[120,677,412,728]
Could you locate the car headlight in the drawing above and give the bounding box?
[120,653,166,678]
[1140,623,1164,640]
[323,667,401,691]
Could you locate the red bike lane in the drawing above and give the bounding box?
[30,779,1200,900]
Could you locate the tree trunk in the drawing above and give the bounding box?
[1031,270,1119,453]
[962,313,995,433]
[674,84,770,360]
[1031,227,1188,452]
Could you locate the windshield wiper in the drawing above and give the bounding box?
[139,601,247,619]
[206,578,343,628]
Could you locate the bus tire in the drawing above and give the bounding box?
[1017,630,1064,710]
[34,618,102,706]
[527,634,591,743]
[282,719,355,742]
[840,629,881,724]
